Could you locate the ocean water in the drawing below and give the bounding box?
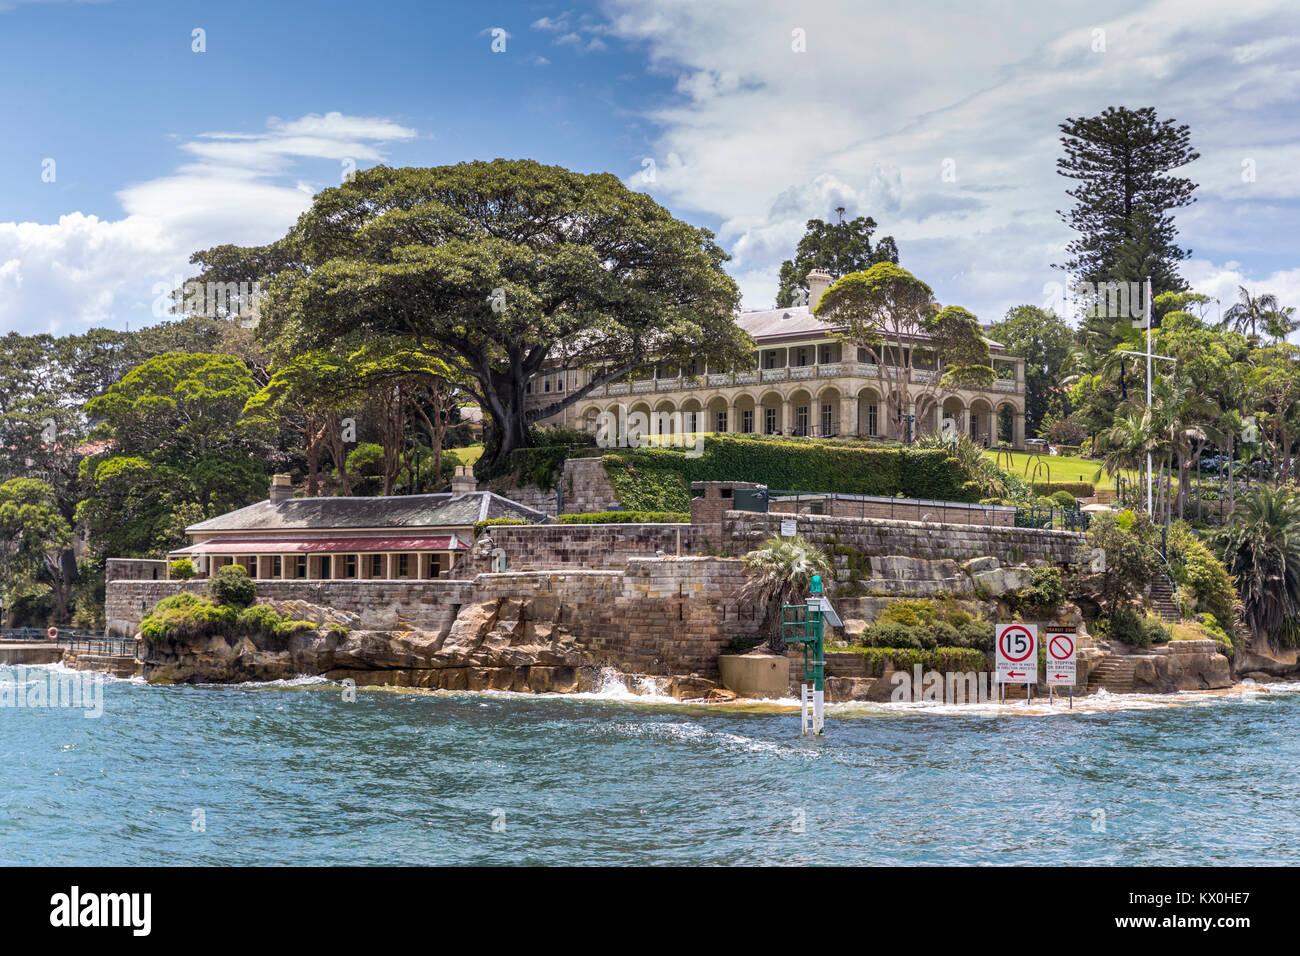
[1,665,1297,866]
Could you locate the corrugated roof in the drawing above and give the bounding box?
[186,491,546,534]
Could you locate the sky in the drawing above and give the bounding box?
[1,0,1298,337]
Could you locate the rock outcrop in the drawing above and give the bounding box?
[141,597,721,699]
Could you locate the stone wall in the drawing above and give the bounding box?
[108,557,757,680]
[490,456,621,517]
[107,578,473,636]
[558,457,621,514]
[466,558,757,677]
[721,510,1090,567]
[105,558,168,582]
[455,522,706,576]
[769,494,1015,528]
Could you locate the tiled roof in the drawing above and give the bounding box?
[737,305,1006,350]
[186,491,547,534]
[172,533,470,554]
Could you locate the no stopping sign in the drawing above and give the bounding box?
[1046,631,1077,686]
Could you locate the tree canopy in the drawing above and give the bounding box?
[186,159,753,465]
[776,209,899,307]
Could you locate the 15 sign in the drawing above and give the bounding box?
[995,623,1036,684]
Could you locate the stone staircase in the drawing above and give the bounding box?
[1086,656,1138,694]
[1148,575,1180,622]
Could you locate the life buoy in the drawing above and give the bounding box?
[47,626,58,640]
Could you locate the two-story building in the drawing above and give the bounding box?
[525,270,1028,447]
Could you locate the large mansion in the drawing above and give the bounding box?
[526,270,1028,448]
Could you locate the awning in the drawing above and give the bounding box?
[172,534,469,556]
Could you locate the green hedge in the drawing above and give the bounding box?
[472,517,533,537]
[557,511,690,524]
[602,436,978,513]
[834,646,989,677]
[1031,481,1095,497]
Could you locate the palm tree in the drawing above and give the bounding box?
[1221,286,1281,340]
[740,535,833,652]
[1214,486,1300,651]
[1096,408,1159,484]
[1264,304,1298,343]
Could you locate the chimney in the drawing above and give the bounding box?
[451,465,478,495]
[807,269,832,312]
[269,473,294,505]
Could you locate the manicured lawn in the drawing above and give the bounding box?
[449,443,484,466]
[981,449,1131,487]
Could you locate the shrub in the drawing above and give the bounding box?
[841,647,989,677]
[1050,490,1077,509]
[1032,481,1095,497]
[1166,522,1238,637]
[1106,606,1170,648]
[472,517,535,537]
[1008,566,1065,614]
[236,604,315,641]
[557,511,690,524]
[140,596,237,642]
[208,565,256,608]
[169,559,196,580]
[855,600,995,652]
[141,594,313,644]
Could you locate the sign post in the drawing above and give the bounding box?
[995,623,1037,705]
[1045,629,1078,709]
[782,574,838,735]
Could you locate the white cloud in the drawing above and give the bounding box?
[602,0,1300,319]
[0,112,416,334]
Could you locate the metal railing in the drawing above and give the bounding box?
[767,490,1019,528]
[0,628,138,658]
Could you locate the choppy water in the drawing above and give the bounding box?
[1,664,1297,865]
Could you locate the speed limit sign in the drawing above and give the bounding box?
[995,623,1037,684]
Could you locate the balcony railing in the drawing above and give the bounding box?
[569,364,1023,399]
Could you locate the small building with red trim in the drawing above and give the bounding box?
[169,471,546,581]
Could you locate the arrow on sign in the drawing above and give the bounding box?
[1053,673,1070,680]
[1006,671,1026,678]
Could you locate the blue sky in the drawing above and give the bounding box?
[3,0,1299,335]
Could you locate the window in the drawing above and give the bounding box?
[398,554,410,577]
[820,344,836,364]
[371,554,384,577]
[716,410,727,432]
[867,403,879,437]
[295,555,307,579]
[556,375,564,392]
[272,556,282,577]
[765,407,778,434]
[764,351,779,369]
[795,404,808,436]
[821,403,834,436]
[345,555,357,579]
[795,347,809,367]
[741,409,754,433]
[544,378,551,393]
[525,382,532,394]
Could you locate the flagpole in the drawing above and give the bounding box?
[1146,276,1153,516]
